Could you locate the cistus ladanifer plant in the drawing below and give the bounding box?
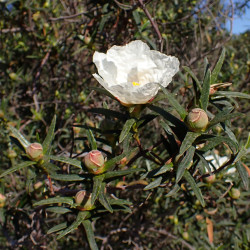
[0,41,249,250]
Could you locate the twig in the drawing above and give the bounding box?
[137,0,163,52]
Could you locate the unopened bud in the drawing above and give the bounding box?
[0,193,6,208]
[186,108,208,132]
[26,143,43,161]
[84,150,105,174]
[75,190,94,210]
[230,188,240,199]
[182,232,189,241]
[204,174,216,184]
[7,149,17,159]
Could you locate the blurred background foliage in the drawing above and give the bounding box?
[0,0,249,249]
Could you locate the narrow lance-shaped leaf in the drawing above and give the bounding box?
[9,126,30,149]
[215,91,250,99]
[144,176,162,190]
[0,161,35,178]
[176,146,195,183]
[98,182,113,213]
[104,168,145,180]
[182,66,202,91]
[57,211,90,239]
[200,68,211,111]
[47,222,68,234]
[46,207,72,214]
[235,161,249,190]
[184,170,205,207]
[43,115,56,154]
[50,173,85,182]
[178,132,200,157]
[82,220,99,250]
[119,118,136,143]
[158,84,188,120]
[86,129,97,150]
[33,197,74,207]
[91,175,104,205]
[211,48,225,84]
[48,155,82,169]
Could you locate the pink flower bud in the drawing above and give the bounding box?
[84,150,105,174]
[26,143,43,161]
[0,193,6,208]
[75,190,95,210]
[204,174,216,184]
[186,108,208,132]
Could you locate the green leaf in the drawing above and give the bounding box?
[166,184,180,197]
[158,84,188,119]
[233,147,247,163]
[57,211,89,239]
[108,198,132,206]
[207,111,243,129]
[88,108,128,121]
[195,152,212,175]
[99,183,113,213]
[215,91,250,99]
[89,86,116,100]
[46,207,72,214]
[199,136,238,154]
[50,174,85,182]
[103,148,137,172]
[144,176,162,190]
[82,220,99,250]
[33,197,74,207]
[104,168,145,179]
[86,129,97,150]
[42,115,56,154]
[176,146,195,183]
[119,118,136,143]
[47,222,67,234]
[178,132,200,157]
[211,48,225,84]
[0,161,35,178]
[9,126,30,149]
[183,171,205,207]
[48,155,82,169]
[182,66,202,91]
[145,164,173,178]
[91,175,104,205]
[235,162,249,190]
[200,68,211,111]
[148,104,188,140]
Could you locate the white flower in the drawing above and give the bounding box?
[93,40,179,105]
[205,154,236,181]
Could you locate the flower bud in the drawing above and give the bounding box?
[182,232,189,241]
[75,190,95,210]
[26,143,43,161]
[204,174,216,184]
[0,193,6,208]
[230,188,240,199]
[7,149,17,159]
[84,150,105,174]
[186,108,208,132]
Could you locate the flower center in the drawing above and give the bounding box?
[132,82,140,86]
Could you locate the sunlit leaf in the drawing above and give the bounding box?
[33,197,74,207]
[91,175,104,205]
[47,222,67,234]
[200,68,211,111]
[144,176,162,190]
[99,182,113,213]
[9,126,30,149]
[46,207,72,214]
[86,129,97,150]
[119,118,136,143]
[236,161,249,190]
[48,155,82,169]
[82,220,99,250]
[211,48,225,84]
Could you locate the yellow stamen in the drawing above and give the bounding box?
[132,82,140,86]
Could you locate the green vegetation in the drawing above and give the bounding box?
[0,0,249,249]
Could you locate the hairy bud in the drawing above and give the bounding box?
[75,191,95,210]
[26,143,43,161]
[204,174,216,184]
[84,150,105,174]
[186,108,208,132]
